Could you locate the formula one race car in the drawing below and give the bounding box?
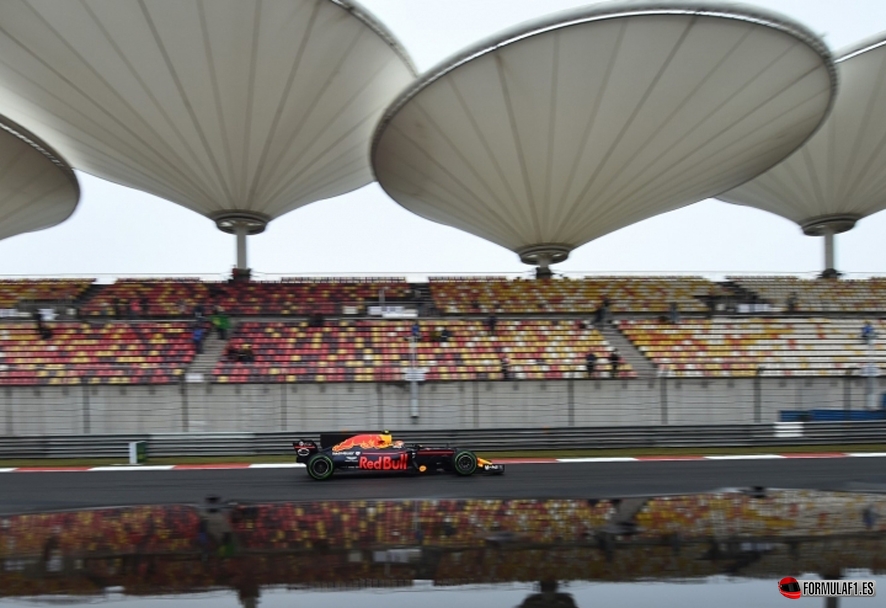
[293,432,505,480]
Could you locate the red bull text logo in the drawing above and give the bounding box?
[359,454,408,470]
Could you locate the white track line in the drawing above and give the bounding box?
[89,465,176,472]
[557,457,638,463]
[704,454,786,460]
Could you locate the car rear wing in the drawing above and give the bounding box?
[293,439,318,463]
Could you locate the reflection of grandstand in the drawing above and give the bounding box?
[2,491,885,598]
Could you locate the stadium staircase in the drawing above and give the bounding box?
[71,282,112,317]
[597,320,657,378]
[602,497,648,534]
[185,324,236,376]
[722,280,761,304]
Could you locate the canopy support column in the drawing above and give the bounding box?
[801,215,858,280]
[211,211,270,280]
[517,244,571,280]
[823,228,835,275]
[235,224,248,270]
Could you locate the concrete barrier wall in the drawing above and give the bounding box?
[1,376,883,435]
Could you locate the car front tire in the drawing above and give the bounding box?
[453,450,478,476]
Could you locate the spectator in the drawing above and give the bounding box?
[212,308,231,340]
[470,298,480,311]
[586,351,597,377]
[786,292,798,313]
[113,298,123,320]
[862,321,876,345]
[226,343,240,362]
[194,304,205,321]
[602,296,612,323]
[140,297,150,318]
[411,321,420,340]
[440,327,451,343]
[308,311,325,328]
[487,313,498,336]
[177,299,189,316]
[500,356,511,380]
[668,302,680,325]
[593,305,604,326]
[33,310,52,340]
[239,344,255,363]
[609,349,621,378]
[192,325,206,354]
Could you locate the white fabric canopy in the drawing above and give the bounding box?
[373,2,835,264]
[719,33,886,235]
[0,0,415,225]
[0,116,78,242]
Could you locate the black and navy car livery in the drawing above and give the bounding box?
[293,432,505,480]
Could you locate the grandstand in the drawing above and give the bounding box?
[214,318,632,383]
[0,272,881,434]
[620,317,886,378]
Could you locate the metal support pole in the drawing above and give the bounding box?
[409,336,419,419]
[660,375,669,425]
[180,378,190,433]
[567,379,575,427]
[82,381,91,434]
[753,371,762,423]
[866,338,877,410]
[473,382,480,428]
[235,224,248,270]
[376,383,384,429]
[281,384,287,431]
[4,387,11,436]
[823,229,835,273]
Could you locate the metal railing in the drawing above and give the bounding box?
[1,421,885,459]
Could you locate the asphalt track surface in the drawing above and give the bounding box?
[3,458,886,513]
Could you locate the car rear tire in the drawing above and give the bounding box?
[453,450,478,476]
[307,453,334,481]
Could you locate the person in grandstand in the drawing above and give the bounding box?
[487,313,497,335]
[861,321,876,345]
[192,324,206,354]
[500,355,511,380]
[586,351,597,377]
[609,349,621,378]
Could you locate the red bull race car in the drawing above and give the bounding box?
[293,432,505,480]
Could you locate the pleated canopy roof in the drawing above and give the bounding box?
[372,1,836,267]
[0,114,79,241]
[0,0,416,234]
[719,32,886,236]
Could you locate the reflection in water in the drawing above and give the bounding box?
[0,490,884,606]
